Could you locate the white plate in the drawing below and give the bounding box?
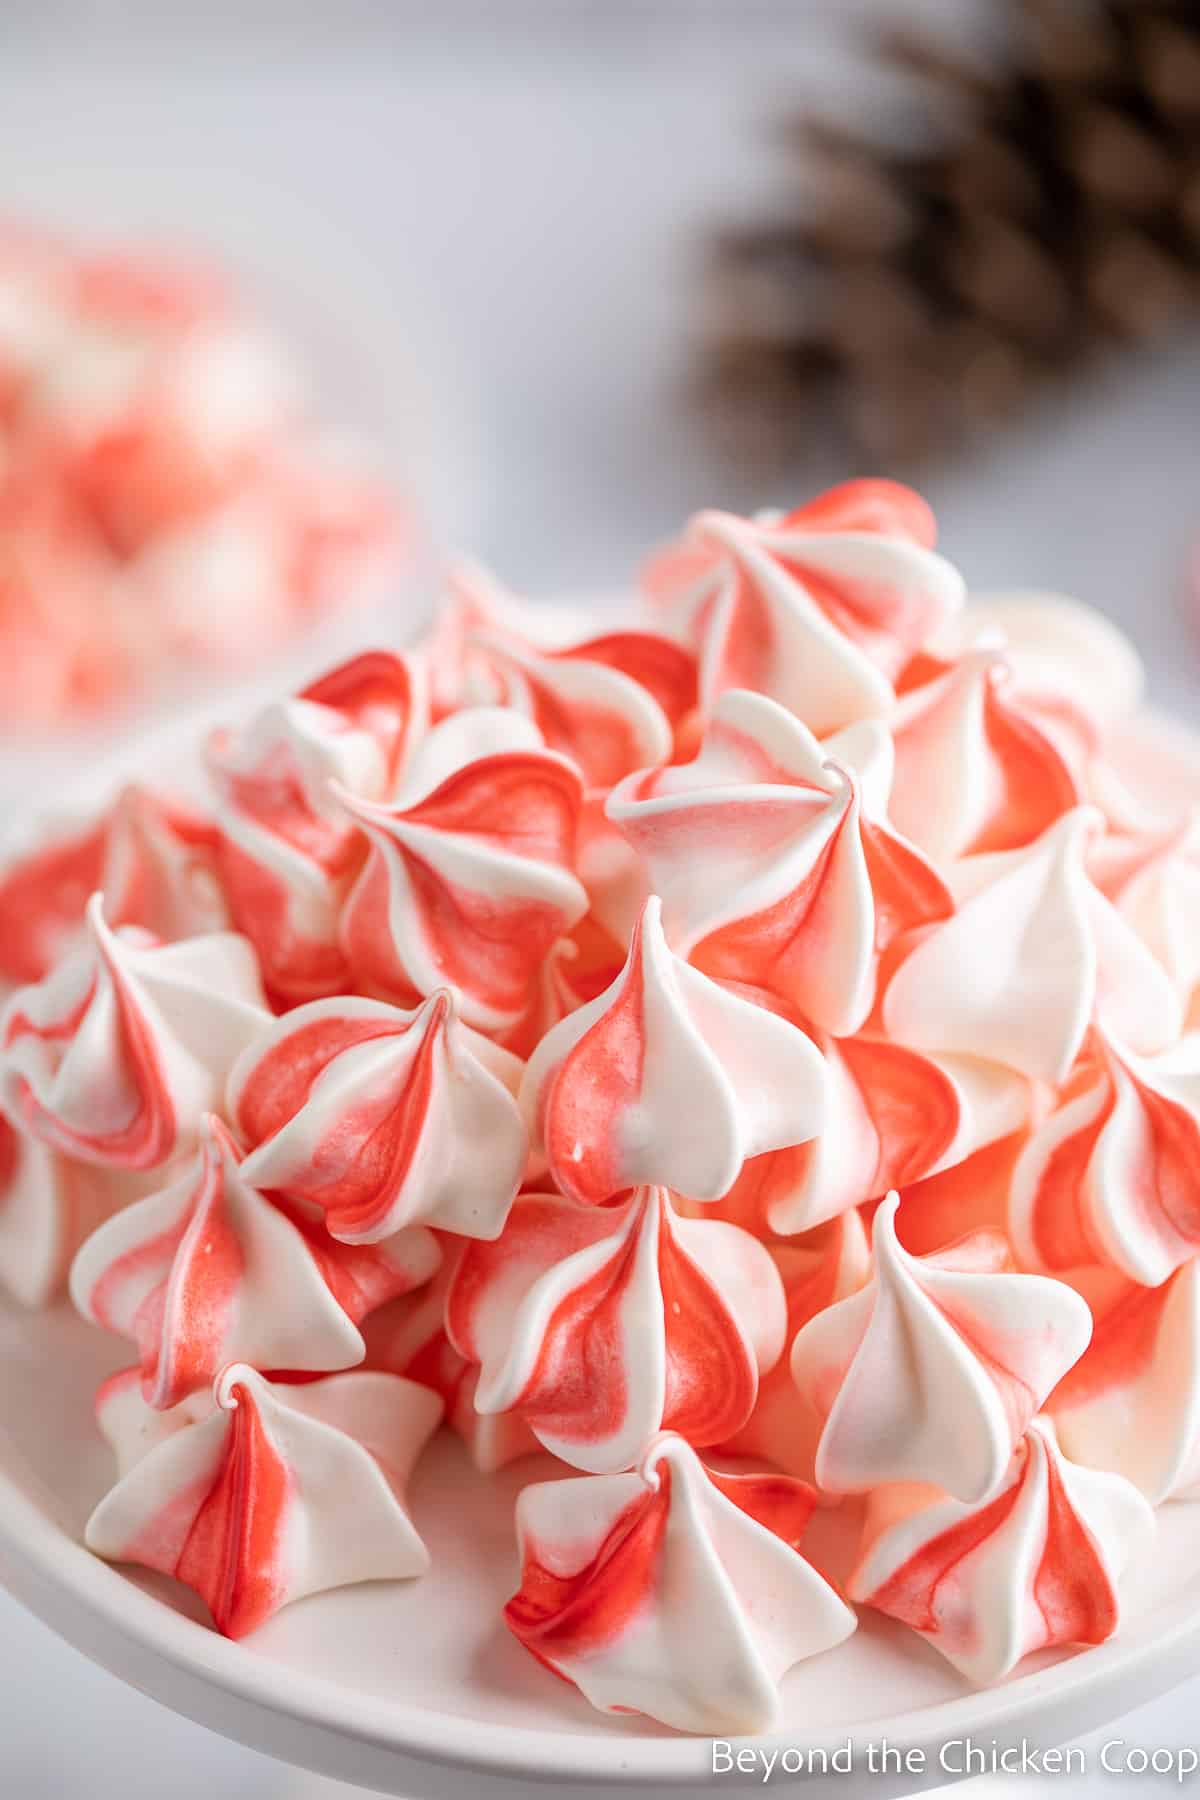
[3,710,1200,1800]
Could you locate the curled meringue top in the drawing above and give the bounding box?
[447,1184,786,1474]
[791,1194,1093,1502]
[607,689,952,1037]
[848,1418,1153,1685]
[337,706,589,1033]
[520,894,827,1205]
[0,895,268,1169]
[505,1431,855,1733]
[230,988,527,1244]
[70,1113,439,1407]
[643,479,964,735]
[87,1363,441,1638]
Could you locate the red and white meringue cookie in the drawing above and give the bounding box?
[889,648,1080,863]
[70,1114,439,1408]
[607,689,952,1037]
[520,895,827,1207]
[86,1363,441,1638]
[447,1186,786,1474]
[362,1258,540,1473]
[229,990,527,1244]
[719,1209,871,1484]
[505,1431,855,1733]
[0,784,230,991]
[338,707,589,1033]
[643,480,964,735]
[206,648,423,1003]
[790,1194,1092,1503]
[0,1117,134,1308]
[1089,811,1200,1015]
[0,896,267,1169]
[709,1030,1029,1237]
[1049,1263,1200,1504]
[848,1418,1153,1684]
[1011,1029,1200,1287]
[883,807,1183,1084]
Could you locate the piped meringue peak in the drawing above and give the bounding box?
[5,478,1186,1724]
[520,894,828,1205]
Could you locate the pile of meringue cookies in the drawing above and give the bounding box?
[0,477,1194,1736]
[0,225,398,725]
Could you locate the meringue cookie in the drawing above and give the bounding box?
[1050,1264,1200,1504]
[470,624,699,790]
[337,707,589,1033]
[0,785,229,990]
[607,690,951,1037]
[1011,1029,1200,1286]
[0,896,268,1169]
[207,648,424,1003]
[643,480,964,735]
[520,894,827,1206]
[710,1026,1028,1236]
[883,807,1183,1083]
[505,1432,856,1733]
[362,1258,540,1474]
[0,1117,135,1308]
[230,990,527,1244]
[1089,810,1200,1011]
[791,1194,1093,1502]
[889,648,1080,863]
[446,1185,786,1474]
[719,1209,871,1484]
[87,1363,441,1638]
[71,1114,440,1407]
[848,1418,1153,1684]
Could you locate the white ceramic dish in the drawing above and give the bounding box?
[3,709,1200,1800]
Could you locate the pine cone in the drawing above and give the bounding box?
[699,0,1200,472]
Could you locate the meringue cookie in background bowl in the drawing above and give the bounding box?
[0,219,446,814]
[7,483,1200,1797]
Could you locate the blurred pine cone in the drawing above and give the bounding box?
[700,0,1200,471]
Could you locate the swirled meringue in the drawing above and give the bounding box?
[707,1025,1028,1236]
[643,480,964,735]
[1049,1264,1200,1503]
[607,690,951,1036]
[520,895,827,1206]
[70,1114,440,1408]
[207,648,424,1003]
[337,707,589,1033]
[0,784,228,987]
[505,1431,855,1733]
[889,648,1080,863]
[883,807,1183,1083]
[1089,811,1200,1014]
[229,990,527,1244]
[446,1186,786,1474]
[848,1418,1153,1684]
[86,1363,440,1638]
[790,1194,1092,1502]
[1010,1029,1200,1286]
[0,896,268,1168]
[0,1117,134,1308]
[719,1209,871,1483]
[362,1257,540,1473]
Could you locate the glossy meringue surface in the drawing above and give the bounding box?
[0,476,1185,1736]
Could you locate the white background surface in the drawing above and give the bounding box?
[0,4,1197,1793]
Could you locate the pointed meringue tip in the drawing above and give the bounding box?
[638,1430,686,1488]
[326,778,376,822]
[215,1363,260,1411]
[872,1191,902,1248]
[84,891,111,941]
[423,987,457,1029]
[200,1112,242,1163]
